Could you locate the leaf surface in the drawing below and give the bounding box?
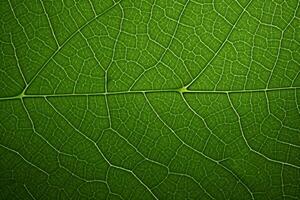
[1,0,300,199]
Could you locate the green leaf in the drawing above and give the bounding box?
[1,0,300,199]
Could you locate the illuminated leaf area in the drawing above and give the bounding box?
[1,0,300,199]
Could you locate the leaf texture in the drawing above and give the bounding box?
[0,0,300,199]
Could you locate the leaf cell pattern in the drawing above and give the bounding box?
[0,0,300,199]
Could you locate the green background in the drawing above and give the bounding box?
[0,0,300,199]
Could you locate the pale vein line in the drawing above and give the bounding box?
[169,172,215,200]
[88,0,97,17]
[22,1,122,95]
[129,0,192,90]
[21,98,108,184]
[3,1,299,198]
[295,88,300,114]
[105,3,125,93]
[45,97,159,200]
[281,164,285,199]
[24,184,37,200]
[0,142,106,191]
[266,0,300,89]
[1,102,108,186]
[7,0,29,40]
[180,92,227,145]
[0,144,49,176]
[143,93,249,200]
[104,94,112,128]
[226,92,300,169]
[262,90,300,148]
[79,31,106,72]
[292,71,300,87]
[185,0,254,88]
[9,33,27,85]
[1,86,299,101]
[39,0,60,48]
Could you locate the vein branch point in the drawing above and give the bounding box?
[178,86,189,93]
[17,90,26,99]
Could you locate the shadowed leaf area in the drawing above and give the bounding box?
[1,0,300,199]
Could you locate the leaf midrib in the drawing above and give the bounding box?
[0,86,298,101]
